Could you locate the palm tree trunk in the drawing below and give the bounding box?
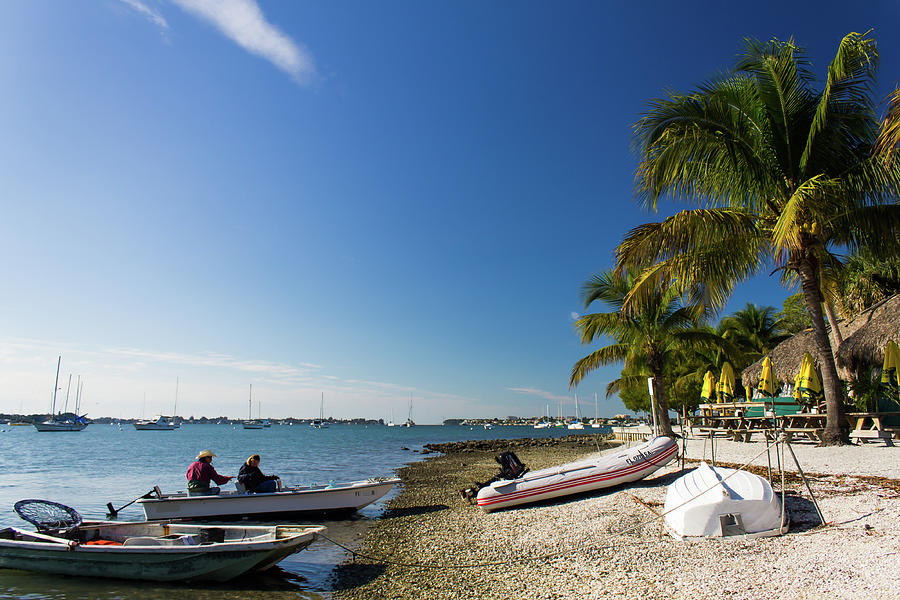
[649,370,674,438]
[798,260,848,445]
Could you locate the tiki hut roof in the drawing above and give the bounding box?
[835,294,900,373]
[740,308,870,387]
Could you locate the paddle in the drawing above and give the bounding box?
[106,487,160,518]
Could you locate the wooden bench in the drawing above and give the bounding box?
[782,427,824,443]
[849,429,894,446]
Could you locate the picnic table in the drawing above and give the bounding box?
[846,412,900,446]
[777,412,826,443]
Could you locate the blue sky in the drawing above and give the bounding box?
[1,1,898,422]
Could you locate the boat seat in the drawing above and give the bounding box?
[234,481,248,494]
[122,536,162,547]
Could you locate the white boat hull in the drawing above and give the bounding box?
[476,436,678,511]
[663,463,788,539]
[0,521,323,582]
[139,478,400,520]
[134,416,179,430]
[33,421,88,432]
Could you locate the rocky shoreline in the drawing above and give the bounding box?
[332,436,900,600]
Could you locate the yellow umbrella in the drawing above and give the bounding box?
[700,370,717,403]
[880,340,900,407]
[718,362,735,403]
[758,356,778,398]
[796,351,823,407]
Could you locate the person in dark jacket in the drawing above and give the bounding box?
[237,454,280,493]
[186,449,233,495]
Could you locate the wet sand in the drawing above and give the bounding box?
[332,435,900,600]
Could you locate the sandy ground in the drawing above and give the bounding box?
[331,435,900,600]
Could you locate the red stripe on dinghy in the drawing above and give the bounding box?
[477,443,677,507]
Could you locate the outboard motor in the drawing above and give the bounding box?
[459,451,528,504]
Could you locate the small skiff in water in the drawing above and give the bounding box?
[138,477,400,521]
[663,462,788,539]
[0,519,324,582]
[476,436,678,511]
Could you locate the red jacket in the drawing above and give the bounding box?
[186,460,230,486]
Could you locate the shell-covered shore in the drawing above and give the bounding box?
[332,435,900,600]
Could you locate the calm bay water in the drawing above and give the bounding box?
[0,423,600,599]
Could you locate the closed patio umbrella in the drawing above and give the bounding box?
[700,370,717,403]
[758,356,778,398]
[717,362,735,403]
[795,351,823,408]
[880,340,900,407]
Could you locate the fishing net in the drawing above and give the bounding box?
[14,499,82,532]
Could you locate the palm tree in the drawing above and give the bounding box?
[720,303,789,363]
[570,269,729,437]
[617,33,900,445]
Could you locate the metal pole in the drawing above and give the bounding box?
[648,377,658,437]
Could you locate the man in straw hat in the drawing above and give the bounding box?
[186,449,233,496]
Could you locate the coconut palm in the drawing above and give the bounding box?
[617,33,900,444]
[720,303,790,363]
[570,269,730,437]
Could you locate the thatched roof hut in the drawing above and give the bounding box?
[741,294,900,387]
[835,294,900,373]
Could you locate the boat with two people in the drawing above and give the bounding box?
[33,357,88,432]
[0,499,323,582]
[468,436,678,511]
[137,476,401,520]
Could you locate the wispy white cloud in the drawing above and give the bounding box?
[105,347,321,382]
[570,311,580,321]
[508,387,570,403]
[119,0,169,29]
[170,0,316,84]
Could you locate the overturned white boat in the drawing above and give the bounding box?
[663,462,788,539]
[476,436,678,512]
[138,478,400,521]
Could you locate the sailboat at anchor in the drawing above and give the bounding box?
[33,357,88,432]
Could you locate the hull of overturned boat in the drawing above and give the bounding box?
[476,436,678,512]
[663,462,788,539]
[0,521,323,582]
[139,478,400,521]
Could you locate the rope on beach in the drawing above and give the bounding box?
[322,435,821,570]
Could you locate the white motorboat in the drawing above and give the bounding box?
[0,516,323,582]
[663,462,788,539]
[138,477,401,520]
[134,415,179,431]
[476,436,677,512]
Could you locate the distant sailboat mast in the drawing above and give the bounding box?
[50,356,61,415]
[63,374,73,415]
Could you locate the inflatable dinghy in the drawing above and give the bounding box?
[476,436,677,512]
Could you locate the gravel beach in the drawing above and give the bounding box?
[332,434,900,600]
